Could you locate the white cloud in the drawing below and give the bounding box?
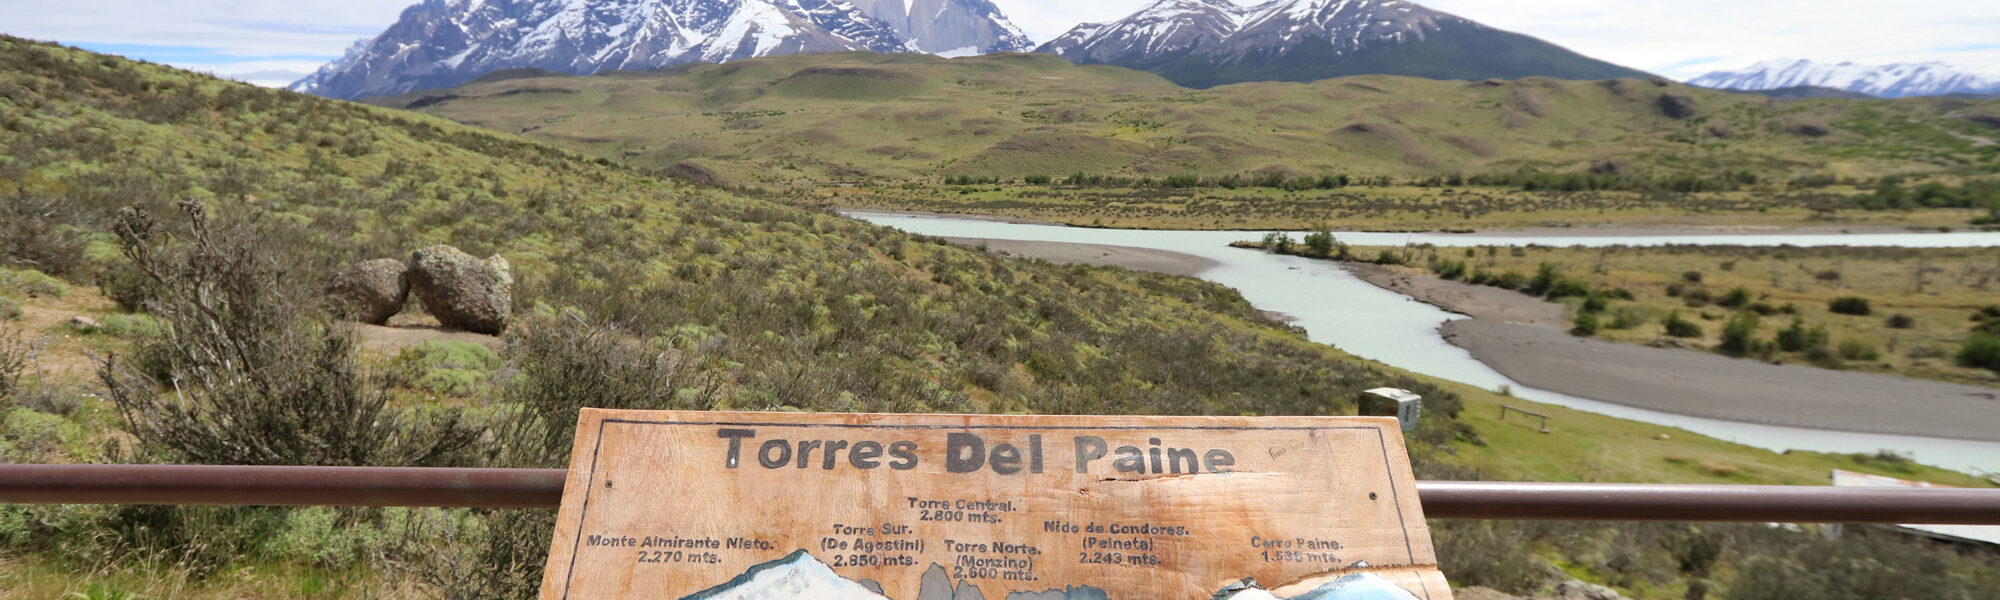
[2,0,1997,85]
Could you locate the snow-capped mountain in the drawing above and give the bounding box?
[1687,59,2000,99]
[291,0,1031,99]
[682,550,891,600]
[1038,0,1244,66]
[849,0,1032,57]
[1037,0,1650,89]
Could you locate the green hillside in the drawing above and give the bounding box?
[3,37,1997,599]
[1144,21,1654,89]
[0,34,1474,595]
[374,52,2000,186]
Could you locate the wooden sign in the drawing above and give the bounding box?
[542,410,1451,600]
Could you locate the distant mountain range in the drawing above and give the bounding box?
[1034,0,1652,89]
[293,0,1659,99]
[1688,59,2000,99]
[678,550,1419,600]
[290,0,1031,99]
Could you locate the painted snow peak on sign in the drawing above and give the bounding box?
[679,552,1112,600]
[680,552,1417,600]
[1217,574,1422,600]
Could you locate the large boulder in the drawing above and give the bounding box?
[408,245,512,335]
[324,258,409,325]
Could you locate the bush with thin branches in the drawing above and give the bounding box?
[97,201,476,467]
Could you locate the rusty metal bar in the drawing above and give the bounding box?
[0,464,567,509]
[2,465,1998,525]
[1417,481,2000,524]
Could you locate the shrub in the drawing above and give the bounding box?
[1746,302,1779,316]
[1373,249,1405,265]
[1546,279,1590,299]
[1718,287,1751,309]
[1682,271,1704,283]
[1775,318,1830,353]
[390,341,503,397]
[1610,307,1649,330]
[1664,311,1704,338]
[1261,232,1293,254]
[1682,288,1712,308]
[0,327,27,401]
[0,298,18,321]
[1572,312,1600,336]
[1301,227,1341,259]
[1490,271,1527,290]
[1581,295,1609,314]
[0,191,87,277]
[1021,174,1051,185]
[1829,296,1872,316]
[1665,283,1685,297]
[1718,312,1761,356]
[1838,340,1880,362]
[1434,521,1552,594]
[89,313,163,338]
[1886,314,1916,329]
[98,202,478,467]
[1527,262,1564,296]
[1433,259,1468,281]
[0,267,66,299]
[1960,333,2000,373]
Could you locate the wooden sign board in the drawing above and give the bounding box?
[542,410,1451,600]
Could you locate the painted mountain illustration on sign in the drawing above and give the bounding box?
[678,551,1419,600]
[1216,574,1421,600]
[679,550,894,600]
[1036,0,1651,88]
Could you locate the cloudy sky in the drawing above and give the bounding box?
[3,0,1998,87]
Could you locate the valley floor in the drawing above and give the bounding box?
[957,237,2000,443]
[1342,262,2000,442]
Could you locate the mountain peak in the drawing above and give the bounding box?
[291,0,1031,99]
[1037,0,1648,88]
[1688,58,2000,98]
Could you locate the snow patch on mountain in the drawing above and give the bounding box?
[291,0,1031,99]
[1039,0,1462,66]
[1687,59,2000,99]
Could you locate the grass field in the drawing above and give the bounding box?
[1345,243,2000,387]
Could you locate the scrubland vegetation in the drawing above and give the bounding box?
[1344,242,2000,385]
[2,37,1996,599]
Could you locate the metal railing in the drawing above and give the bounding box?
[4,464,1999,524]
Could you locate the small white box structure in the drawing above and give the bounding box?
[1360,388,1423,433]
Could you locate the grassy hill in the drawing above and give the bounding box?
[3,38,1996,599]
[373,52,2000,186]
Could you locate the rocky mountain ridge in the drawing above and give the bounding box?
[291,0,1031,99]
[1036,0,1650,88]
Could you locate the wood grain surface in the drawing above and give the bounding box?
[542,411,1451,600]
